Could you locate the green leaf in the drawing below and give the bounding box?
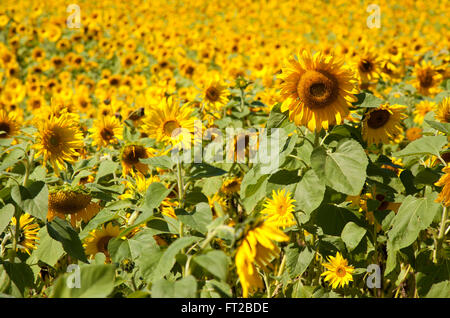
[193,250,229,281]
[341,222,367,251]
[353,92,383,108]
[425,280,450,298]
[425,120,450,135]
[151,275,197,298]
[134,182,171,224]
[175,202,212,234]
[266,103,288,129]
[136,248,164,283]
[28,227,64,267]
[188,163,227,180]
[240,167,269,212]
[49,264,115,298]
[140,156,174,170]
[311,204,360,236]
[0,204,14,235]
[11,181,48,221]
[95,160,119,181]
[1,262,34,296]
[47,218,88,263]
[0,149,23,171]
[200,280,232,298]
[294,169,325,215]
[393,135,447,158]
[79,209,118,240]
[311,139,368,195]
[285,244,315,279]
[152,236,202,279]
[388,194,441,251]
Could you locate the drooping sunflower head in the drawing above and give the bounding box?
[220,177,242,196]
[84,222,120,261]
[321,252,354,289]
[11,213,40,255]
[34,112,84,175]
[120,143,153,176]
[435,97,450,124]
[48,185,100,227]
[279,50,358,132]
[361,103,407,145]
[412,60,442,96]
[413,100,436,124]
[0,109,20,139]
[235,218,289,297]
[89,115,123,148]
[142,96,200,150]
[262,189,296,229]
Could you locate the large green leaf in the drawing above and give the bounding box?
[175,202,212,234]
[140,156,174,170]
[294,169,325,215]
[134,182,171,224]
[28,227,64,267]
[47,218,88,263]
[95,159,119,181]
[11,181,48,221]
[285,244,315,279]
[393,135,447,158]
[0,204,15,235]
[311,139,368,195]
[341,222,367,251]
[151,275,197,298]
[352,92,383,108]
[1,262,34,296]
[152,236,202,279]
[388,194,441,251]
[49,264,116,298]
[193,250,229,281]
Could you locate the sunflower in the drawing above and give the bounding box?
[321,252,354,289]
[120,143,154,176]
[435,97,450,123]
[0,109,20,139]
[48,185,100,227]
[202,76,229,112]
[435,165,450,207]
[11,213,39,255]
[261,189,296,229]
[84,223,120,261]
[118,173,161,200]
[279,50,358,132]
[353,48,382,86]
[406,127,422,141]
[413,100,436,124]
[361,103,407,145]
[161,198,178,219]
[34,112,84,175]
[89,115,123,148]
[412,60,442,96]
[220,177,242,196]
[142,96,199,150]
[235,219,289,298]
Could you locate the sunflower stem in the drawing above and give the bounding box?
[313,131,320,148]
[434,205,448,263]
[22,149,34,187]
[176,159,185,240]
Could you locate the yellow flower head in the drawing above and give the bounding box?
[11,213,40,255]
[321,252,354,289]
[262,189,296,229]
[279,50,358,132]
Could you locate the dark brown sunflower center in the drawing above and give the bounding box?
[100,128,114,141]
[336,266,346,277]
[205,87,220,102]
[49,192,92,214]
[49,133,61,147]
[297,70,339,109]
[123,146,147,165]
[0,122,11,138]
[96,235,113,254]
[359,59,373,73]
[419,71,433,88]
[367,109,391,129]
[185,66,195,76]
[163,120,180,137]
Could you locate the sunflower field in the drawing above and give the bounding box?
[0,0,449,299]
